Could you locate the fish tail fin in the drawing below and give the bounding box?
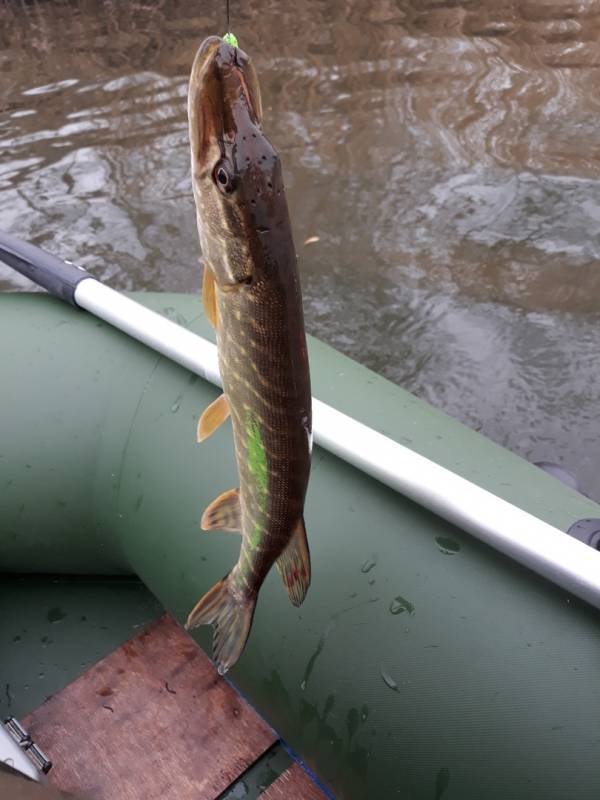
[185,573,256,674]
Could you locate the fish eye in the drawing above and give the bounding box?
[213,162,236,194]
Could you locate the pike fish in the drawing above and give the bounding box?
[185,36,312,674]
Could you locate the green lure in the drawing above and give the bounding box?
[223,32,239,48]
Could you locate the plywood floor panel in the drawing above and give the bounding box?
[260,763,329,799]
[24,615,276,800]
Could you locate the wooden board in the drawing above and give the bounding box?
[260,763,328,799]
[24,615,276,800]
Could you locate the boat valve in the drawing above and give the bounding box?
[567,519,600,550]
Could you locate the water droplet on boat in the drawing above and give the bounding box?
[257,766,278,793]
[47,607,66,623]
[229,780,248,798]
[435,766,451,799]
[171,395,183,413]
[361,555,377,573]
[380,664,399,692]
[300,680,306,691]
[324,694,335,715]
[361,704,369,721]
[435,536,461,555]
[368,578,375,586]
[389,595,415,615]
[346,707,360,739]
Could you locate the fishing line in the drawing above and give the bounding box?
[223,0,238,47]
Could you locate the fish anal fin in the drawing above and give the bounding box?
[202,265,218,329]
[185,572,256,674]
[201,488,241,532]
[197,393,230,442]
[276,517,311,606]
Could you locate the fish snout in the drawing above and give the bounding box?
[190,36,223,84]
[198,35,223,57]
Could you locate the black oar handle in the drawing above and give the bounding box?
[0,230,92,306]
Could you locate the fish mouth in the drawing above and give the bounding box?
[189,35,262,127]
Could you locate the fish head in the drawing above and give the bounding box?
[189,36,289,288]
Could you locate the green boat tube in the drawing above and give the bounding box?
[2,292,600,800]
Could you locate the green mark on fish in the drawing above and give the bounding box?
[246,414,268,550]
[223,32,238,48]
[247,415,268,493]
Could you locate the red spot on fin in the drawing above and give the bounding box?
[275,517,310,607]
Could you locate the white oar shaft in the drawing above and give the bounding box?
[76,279,221,386]
[314,400,600,607]
[74,278,600,609]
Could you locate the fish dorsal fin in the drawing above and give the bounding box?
[197,393,230,442]
[202,264,218,329]
[201,488,241,532]
[276,517,311,606]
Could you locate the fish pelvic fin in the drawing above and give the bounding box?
[197,393,230,442]
[185,573,256,674]
[202,264,218,329]
[201,487,241,532]
[276,517,311,607]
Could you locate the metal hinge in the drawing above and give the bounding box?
[1,716,52,779]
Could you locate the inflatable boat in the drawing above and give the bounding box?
[1,232,599,800]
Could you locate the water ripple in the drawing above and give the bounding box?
[1,0,600,497]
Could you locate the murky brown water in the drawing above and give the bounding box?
[1,0,600,500]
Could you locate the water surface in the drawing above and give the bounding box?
[1,0,599,498]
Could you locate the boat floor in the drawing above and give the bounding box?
[21,615,327,799]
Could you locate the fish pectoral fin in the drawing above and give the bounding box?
[276,517,311,607]
[197,393,230,442]
[202,264,218,329]
[201,488,242,532]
